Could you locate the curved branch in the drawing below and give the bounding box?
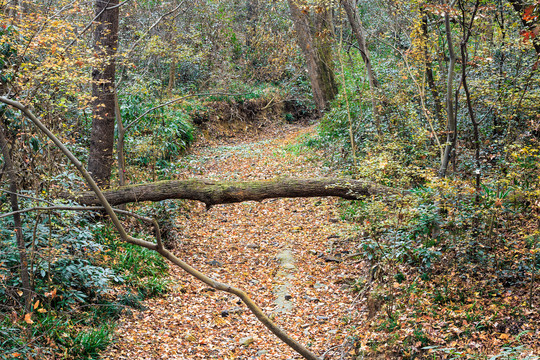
[0,95,323,360]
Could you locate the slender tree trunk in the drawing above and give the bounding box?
[338,24,358,165]
[88,0,119,188]
[0,123,32,313]
[458,0,481,197]
[114,90,126,187]
[439,9,457,178]
[341,0,378,89]
[420,12,445,127]
[288,0,338,110]
[341,0,380,134]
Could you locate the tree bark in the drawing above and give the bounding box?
[420,13,444,127]
[288,0,338,110]
[0,123,32,313]
[341,0,380,133]
[88,0,119,188]
[71,177,398,207]
[341,0,378,88]
[439,9,457,178]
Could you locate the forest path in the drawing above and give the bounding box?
[103,124,366,359]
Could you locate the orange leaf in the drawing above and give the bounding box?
[24,313,33,324]
[33,300,40,309]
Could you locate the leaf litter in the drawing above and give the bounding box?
[102,124,366,359]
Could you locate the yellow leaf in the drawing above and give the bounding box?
[499,333,510,340]
[24,313,33,324]
[34,300,40,309]
[37,308,47,313]
[17,290,23,296]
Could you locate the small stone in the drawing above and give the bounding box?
[246,244,260,250]
[283,263,296,270]
[284,295,292,300]
[206,260,223,267]
[256,350,268,356]
[323,256,341,263]
[239,336,255,346]
[313,282,325,289]
[308,249,318,255]
[316,316,329,322]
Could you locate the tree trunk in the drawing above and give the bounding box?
[420,13,444,127]
[88,0,119,188]
[341,0,380,133]
[439,10,457,178]
[0,123,32,313]
[341,0,378,88]
[288,0,338,110]
[71,177,398,207]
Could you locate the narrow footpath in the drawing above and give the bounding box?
[104,125,366,359]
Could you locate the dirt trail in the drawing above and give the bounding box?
[103,124,366,359]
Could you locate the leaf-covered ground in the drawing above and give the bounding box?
[103,125,366,359]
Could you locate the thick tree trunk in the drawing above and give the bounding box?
[288,0,338,110]
[88,0,119,188]
[71,177,397,207]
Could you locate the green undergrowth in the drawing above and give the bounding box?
[0,203,170,360]
[297,56,540,356]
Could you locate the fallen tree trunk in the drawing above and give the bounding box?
[72,178,398,207]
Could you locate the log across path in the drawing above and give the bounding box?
[102,125,367,359]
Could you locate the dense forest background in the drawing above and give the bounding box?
[0,0,539,359]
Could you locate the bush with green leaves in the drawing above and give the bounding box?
[0,196,170,359]
[121,94,194,169]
